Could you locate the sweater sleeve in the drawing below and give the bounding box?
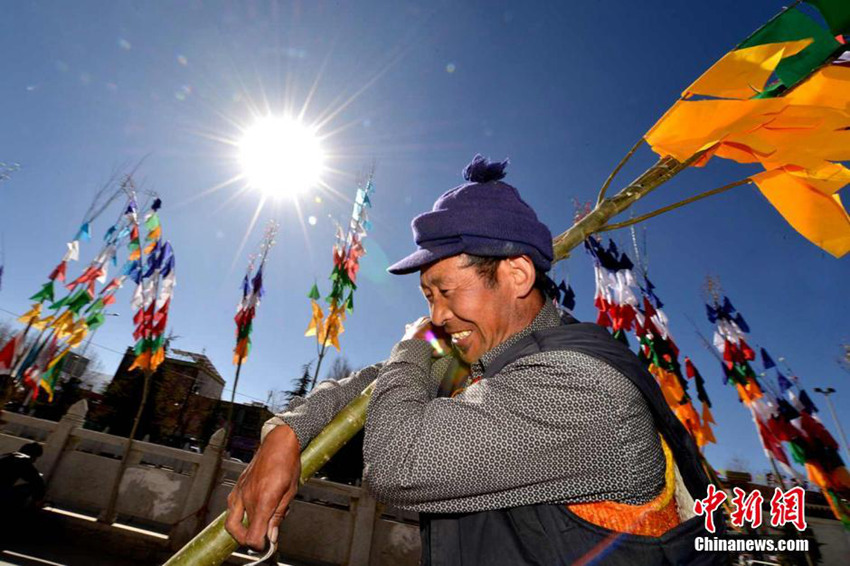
[261,363,382,450]
[362,350,664,513]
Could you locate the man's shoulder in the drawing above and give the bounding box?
[498,348,643,399]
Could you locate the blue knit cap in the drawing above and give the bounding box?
[387,155,554,275]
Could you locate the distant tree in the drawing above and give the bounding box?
[265,389,289,414]
[325,356,354,384]
[285,362,313,401]
[77,350,108,392]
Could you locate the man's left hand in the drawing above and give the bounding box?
[403,316,451,357]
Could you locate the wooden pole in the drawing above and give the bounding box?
[100,366,153,523]
[310,338,329,391]
[224,359,244,452]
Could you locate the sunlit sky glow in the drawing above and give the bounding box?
[0,0,847,476]
[238,115,325,199]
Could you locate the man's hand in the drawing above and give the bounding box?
[225,424,301,550]
[403,316,450,357]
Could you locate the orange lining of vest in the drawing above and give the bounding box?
[566,435,680,537]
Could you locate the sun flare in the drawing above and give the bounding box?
[238,116,325,199]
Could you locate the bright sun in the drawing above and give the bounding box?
[238,116,325,198]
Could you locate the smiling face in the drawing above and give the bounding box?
[419,254,542,364]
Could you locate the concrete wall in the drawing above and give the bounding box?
[1,403,420,565]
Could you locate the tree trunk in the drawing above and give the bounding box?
[100,368,153,523]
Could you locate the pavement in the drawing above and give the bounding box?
[0,507,171,566]
[0,507,304,566]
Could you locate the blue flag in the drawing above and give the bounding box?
[776,372,792,392]
[761,348,776,370]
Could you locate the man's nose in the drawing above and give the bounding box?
[430,299,452,327]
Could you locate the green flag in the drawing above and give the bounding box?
[66,288,92,314]
[86,312,106,331]
[29,281,55,303]
[49,294,71,310]
[145,212,161,231]
[740,8,840,91]
[807,0,850,35]
[307,283,321,301]
[86,297,105,314]
[788,440,807,465]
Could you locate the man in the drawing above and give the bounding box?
[227,155,721,564]
[0,442,46,513]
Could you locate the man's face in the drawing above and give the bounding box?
[419,255,517,364]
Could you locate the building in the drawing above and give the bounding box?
[203,400,274,462]
[90,347,226,446]
[91,346,271,460]
[167,349,226,399]
[61,351,90,381]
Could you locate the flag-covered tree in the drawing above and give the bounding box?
[102,183,176,523]
[706,293,850,525]
[227,220,278,444]
[305,173,374,389]
[0,181,131,405]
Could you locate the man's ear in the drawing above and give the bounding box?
[502,255,536,298]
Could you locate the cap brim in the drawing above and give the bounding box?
[387,241,465,275]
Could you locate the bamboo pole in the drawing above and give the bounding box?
[553,153,703,261]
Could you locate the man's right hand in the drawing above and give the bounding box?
[225,424,302,550]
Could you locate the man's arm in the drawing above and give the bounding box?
[262,363,382,449]
[228,362,381,550]
[363,344,664,513]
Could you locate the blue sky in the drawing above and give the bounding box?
[0,0,848,476]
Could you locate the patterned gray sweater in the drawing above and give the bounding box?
[262,301,664,513]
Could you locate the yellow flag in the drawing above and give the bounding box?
[33,315,54,331]
[66,321,88,348]
[51,311,75,337]
[48,348,69,370]
[645,98,786,162]
[304,300,324,338]
[786,65,850,110]
[150,347,166,372]
[17,304,42,326]
[129,351,151,372]
[323,310,345,351]
[752,168,850,257]
[683,40,811,100]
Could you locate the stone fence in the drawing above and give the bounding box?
[0,400,420,566]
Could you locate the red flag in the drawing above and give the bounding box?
[0,334,21,371]
[684,357,697,379]
[49,261,67,282]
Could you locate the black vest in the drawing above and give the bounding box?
[420,315,726,565]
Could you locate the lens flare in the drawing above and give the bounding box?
[238,116,325,199]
